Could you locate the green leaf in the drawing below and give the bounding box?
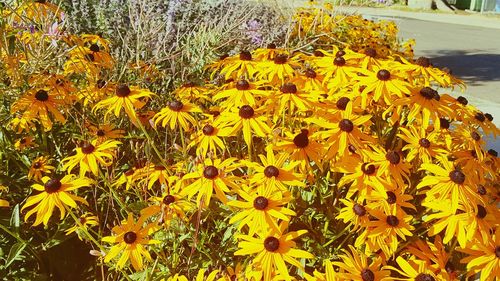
[5,242,26,268]
[10,204,20,230]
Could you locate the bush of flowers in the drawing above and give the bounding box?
[0,1,499,280]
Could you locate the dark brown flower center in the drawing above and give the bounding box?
[364,48,377,58]
[85,53,95,61]
[236,80,250,91]
[361,163,375,175]
[334,56,346,66]
[281,83,297,94]
[219,53,229,60]
[253,196,269,210]
[163,195,175,205]
[305,69,317,78]
[202,124,215,136]
[267,43,276,49]
[96,129,106,137]
[239,51,252,61]
[293,130,309,148]
[415,273,435,281]
[377,69,391,81]
[123,231,137,244]
[116,84,131,97]
[419,87,437,100]
[456,96,468,105]
[313,50,324,57]
[386,215,399,226]
[239,105,254,119]
[361,268,375,281]
[449,170,465,184]
[154,166,166,171]
[416,57,431,67]
[44,178,62,193]
[264,237,280,252]
[353,204,366,216]
[385,151,400,165]
[445,261,455,273]
[33,162,42,169]
[348,144,357,154]
[471,132,481,141]
[488,149,498,157]
[495,246,500,258]
[168,100,184,111]
[81,142,95,154]
[485,113,493,121]
[336,97,350,110]
[35,90,49,101]
[477,185,487,195]
[474,113,485,122]
[439,118,450,129]
[476,204,487,219]
[274,54,288,64]
[203,165,219,179]
[419,138,431,148]
[264,165,279,178]
[89,43,100,52]
[20,138,27,144]
[386,191,397,204]
[96,79,106,88]
[339,119,354,132]
[336,50,346,57]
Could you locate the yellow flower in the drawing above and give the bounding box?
[187,122,229,157]
[140,191,193,227]
[102,214,160,271]
[383,256,443,281]
[62,139,121,177]
[10,88,67,131]
[14,136,36,151]
[28,156,55,181]
[153,100,202,131]
[215,104,272,147]
[356,66,411,105]
[21,175,92,226]
[181,157,240,207]
[332,245,390,281]
[234,222,313,281]
[459,227,500,281]
[213,79,270,107]
[93,84,154,125]
[65,213,99,240]
[228,186,296,235]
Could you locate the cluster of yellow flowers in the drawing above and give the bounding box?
[1,1,499,281]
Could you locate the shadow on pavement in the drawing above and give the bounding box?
[423,50,500,87]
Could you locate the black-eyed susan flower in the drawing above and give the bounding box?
[28,156,55,181]
[332,245,390,281]
[14,136,36,151]
[9,114,35,133]
[304,260,338,281]
[140,191,193,227]
[181,157,240,207]
[246,147,305,193]
[216,104,271,147]
[153,100,202,131]
[417,155,480,212]
[356,66,411,105]
[220,50,260,80]
[310,101,374,159]
[406,236,456,280]
[369,146,411,189]
[398,126,447,163]
[62,139,120,177]
[187,122,229,157]
[21,175,92,226]
[87,123,125,142]
[234,222,313,281]
[337,199,371,231]
[459,226,500,281]
[102,214,159,271]
[93,84,153,125]
[366,208,414,256]
[213,79,269,107]
[383,256,443,281]
[228,186,296,235]
[257,53,300,84]
[65,212,99,240]
[273,128,325,173]
[10,88,66,131]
